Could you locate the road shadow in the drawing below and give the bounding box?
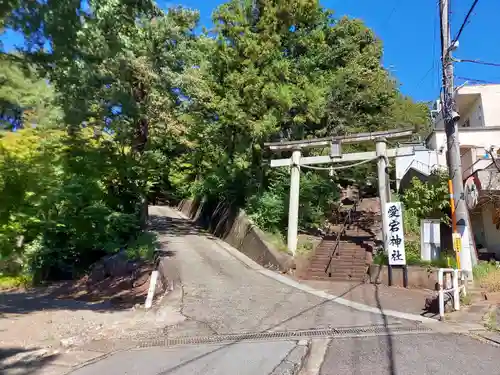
[0,215,183,316]
[374,283,397,375]
[149,215,203,237]
[155,282,407,375]
[0,347,60,375]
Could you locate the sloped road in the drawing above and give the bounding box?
[68,206,499,375]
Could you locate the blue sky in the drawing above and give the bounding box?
[2,0,499,103]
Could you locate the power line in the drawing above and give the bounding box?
[414,2,441,91]
[381,0,401,28]
[415,65,436,89]
[450,0,480,46]
[457,58,500,68]
[433,0,441,93]
[456,76,500,84]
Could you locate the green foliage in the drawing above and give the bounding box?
[400,170,450,234]
[297,240,314,256]
[0,0,432,282]
[374,240,454,268]
[0,128,148,281]
[0,57,62,130]
[263,231,288,253]
[473,261,499,280]
[474,261,500,292]
[0,274,32,290]
[125,231,160,261]
[246,169,338,234]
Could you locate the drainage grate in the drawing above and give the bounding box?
[137,324,433,348]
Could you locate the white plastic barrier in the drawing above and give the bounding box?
[438,268,466,321]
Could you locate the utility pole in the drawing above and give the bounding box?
[439,0,478,274]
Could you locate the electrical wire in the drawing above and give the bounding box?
[450,0,480,46]
[381,0,401,29]
[415,65,436,90]
[413,2,443,91]
[456,76,500,84]
[457,58,500,68]
[299,157,379,172]
[433,0,440,93]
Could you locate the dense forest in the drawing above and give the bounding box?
[0,0,430,283]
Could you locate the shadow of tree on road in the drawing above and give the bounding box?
[156,282,405,375]
[0,347,60,375]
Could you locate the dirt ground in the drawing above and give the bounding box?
[0,262,168,351]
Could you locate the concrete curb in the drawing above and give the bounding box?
[172,207,438,325]
[270,340,310,375]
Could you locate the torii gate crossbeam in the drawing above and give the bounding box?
[266,129,415,255]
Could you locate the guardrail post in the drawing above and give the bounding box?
[438,269,444,321]
[453,269,460,311]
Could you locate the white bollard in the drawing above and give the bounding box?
[453,269,460,311]
[145,270,159,309]
[438,269,444,320]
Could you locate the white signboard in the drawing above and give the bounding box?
[385,202,406,266]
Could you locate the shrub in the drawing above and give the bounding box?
[125,231,160,261]
[474,261,500,292]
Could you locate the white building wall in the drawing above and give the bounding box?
[481,203,500,256]
[427,128,500,171]
[395,149,440,188]
[476,86,500,127]
[457,96,484,128]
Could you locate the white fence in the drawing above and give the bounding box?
[438,268,467,321]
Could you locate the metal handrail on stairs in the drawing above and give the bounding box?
[324,200,359,276]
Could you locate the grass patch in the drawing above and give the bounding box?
[263,231,289,253]
[460,292,472,306]
[373,246,456,268]
[297,239,314,256]
[485,309,498,331]
[0,274,32,290]
[125,231,160,261]
[474,261,500,292]
[473,261,499,280]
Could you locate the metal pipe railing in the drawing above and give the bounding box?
[438,268,467,321]
[325,200,359,276]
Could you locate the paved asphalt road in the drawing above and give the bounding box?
[65,207,500,375]
[71,341,303,375]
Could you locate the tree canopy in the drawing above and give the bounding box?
[0,0,430,282]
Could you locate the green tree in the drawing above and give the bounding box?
[175,0,429,222]
[5,1,201,225]
[400,170,451,235]
[0,57,62,130]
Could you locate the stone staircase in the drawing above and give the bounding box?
[302,186,380,281]
[305,227,373,281]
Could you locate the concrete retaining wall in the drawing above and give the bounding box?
[177,199,294,271]
[369,264,439,290]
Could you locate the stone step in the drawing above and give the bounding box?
[313,254,366,259]
[314,248,366,254]
[308,268,366,276]
[310,262,366,268]
[314,247,365,253]
[310,256,366,264]
[310,268,366,274]
[308,274,366,281]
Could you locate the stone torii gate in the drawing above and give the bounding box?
[264,128,416,255]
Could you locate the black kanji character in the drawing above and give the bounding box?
[388,205,400,218]
[391,250,403,262]
[389,234,402,247]
[389,219,400,232]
